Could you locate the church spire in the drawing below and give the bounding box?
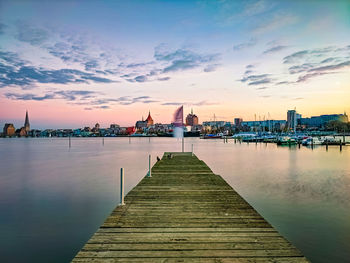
[24,110,30,132]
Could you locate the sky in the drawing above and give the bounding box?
[0,0,349,129]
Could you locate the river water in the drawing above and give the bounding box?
[0,137,349,262]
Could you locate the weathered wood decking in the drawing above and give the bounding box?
[73,152,309,262]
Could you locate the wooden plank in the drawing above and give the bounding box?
[72,153,309,262]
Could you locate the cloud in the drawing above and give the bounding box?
[275,81,293,85]
[158,77,171,81]
[162,100,218,106]
[203,64,220,72]
[297,72,334,83]
[283,50,309,64]
[5,90,98,102]
[256,87,268,90]
[4,90,159,108]
[240,74,270,82]
[240,73,272,86]
[233,39,257,51]
[263,45,289,54]
[308,60,350,73]
[162,102,182,106]
[252,13,298,35]
[154,44,220,73]
[15,22,49,45]
[5,93,55,101]
[0,51,115,87]
[248,79,272,85]
[288,63,315,74]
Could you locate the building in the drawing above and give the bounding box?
[145,111,154,127]
[3,123,15,137]
[24,110,30,133]
[241,120,286,132]
[287,110,299,132]
[299,113,348,129]
[18,127,27,137]
[185,109,199,126]
[234,118,243,127]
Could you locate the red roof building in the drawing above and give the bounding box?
[146,111,154,127]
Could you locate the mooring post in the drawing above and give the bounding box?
[120,168,125,205]
[148,154,152,177]
[191,144,194,156]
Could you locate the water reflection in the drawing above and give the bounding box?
[0,138,349,263]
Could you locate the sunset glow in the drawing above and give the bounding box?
[1,0,350,129]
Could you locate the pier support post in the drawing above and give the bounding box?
[120,168,125,205]
[148,154,152,177]
[340,140,342,152]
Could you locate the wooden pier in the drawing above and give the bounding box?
[73,152,309,262]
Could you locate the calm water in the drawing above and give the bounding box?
[0,137,349,263]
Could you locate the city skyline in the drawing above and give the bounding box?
[1,0,350,128]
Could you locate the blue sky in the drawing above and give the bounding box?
[0,0,350,128]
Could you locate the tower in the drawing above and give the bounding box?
[146,111,154,127]
[24,110,30,132]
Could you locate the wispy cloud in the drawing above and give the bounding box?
[162,100,218,106]
[0,51,115,88]
[155,44,220,73]
[263,45,289,54]
[233,39,257,51]
[252,13,298,35]
[4,90,160,108]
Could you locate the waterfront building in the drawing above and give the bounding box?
[241,120,286,132]
[202,121,227,128]
[3,123,15,137]
[135,111,154,131]
[146,111,154,127]
[135,119,147,131]
[18,127,27,137]
[185,109,199,126]
[299,113,348,129]
[234,118,243,127]
[287,109,299,132]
